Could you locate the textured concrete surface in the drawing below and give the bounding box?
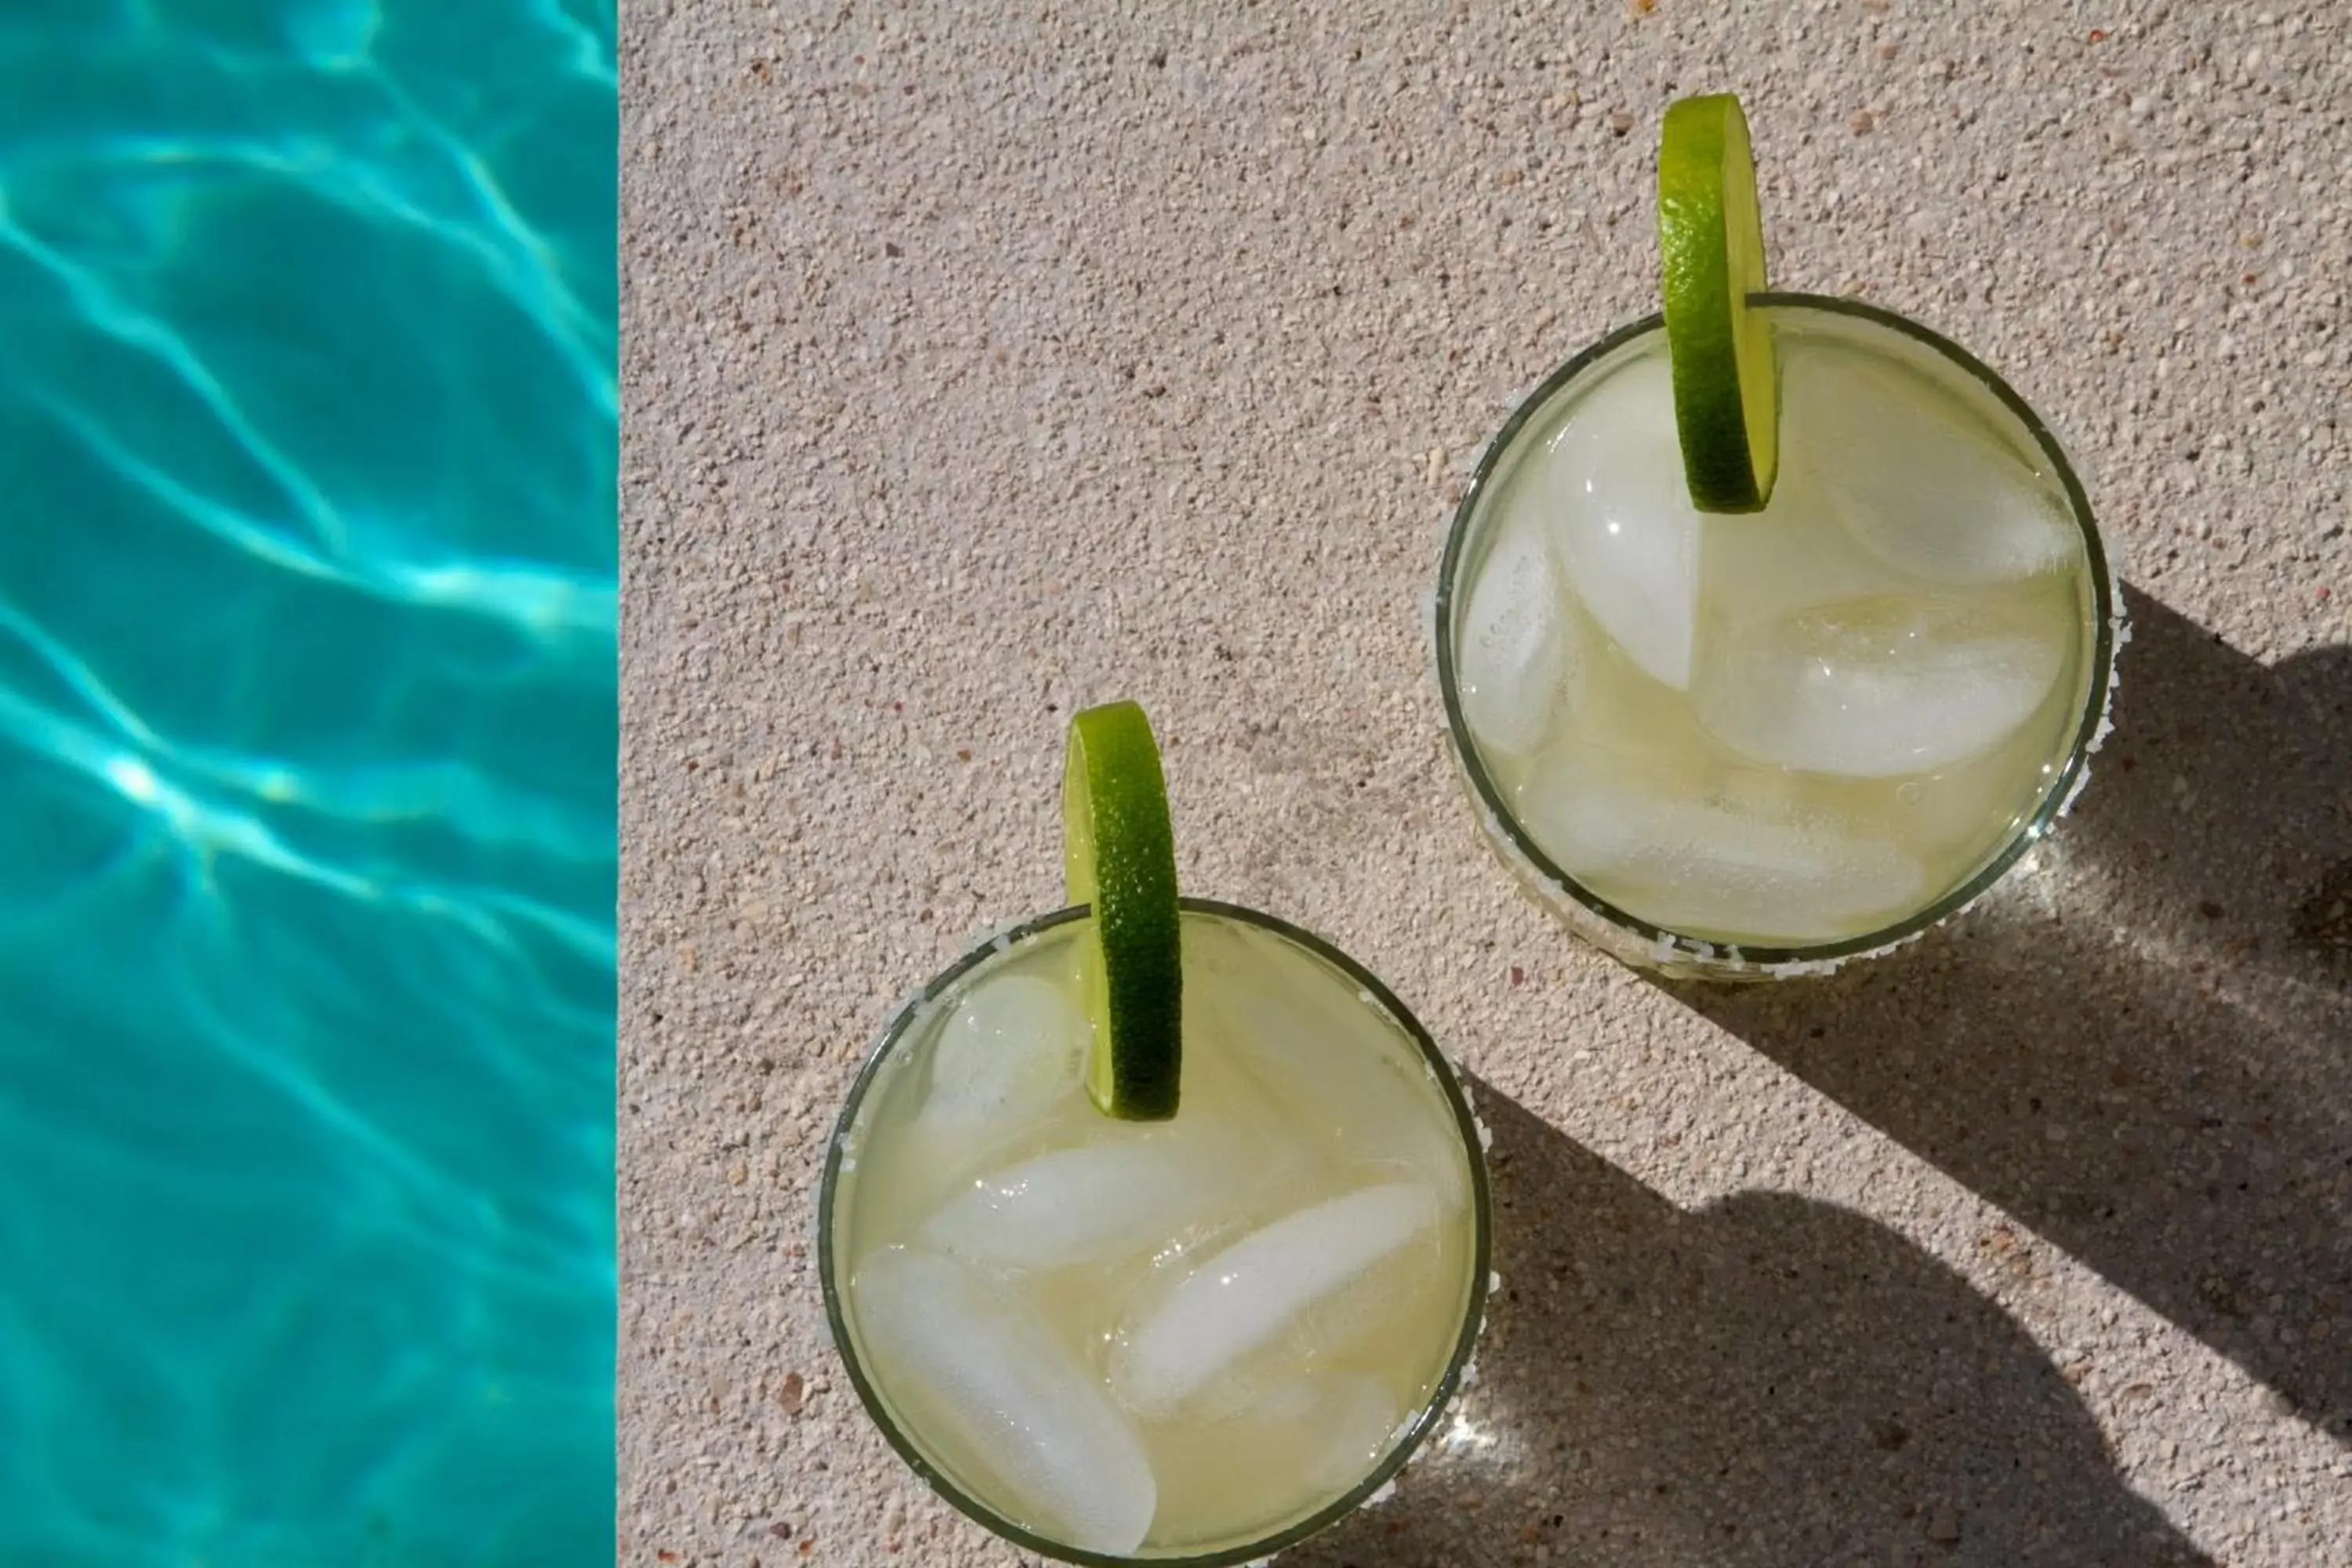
[619,2,2352,1563]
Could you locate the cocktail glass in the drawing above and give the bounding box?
[819,899,1490,1565]
[1437,294,2118,978]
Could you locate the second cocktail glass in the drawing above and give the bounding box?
[1436,101,2118,979]
[1439,296,2117,977]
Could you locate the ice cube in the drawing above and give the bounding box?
[1262,1374,1406,1494]
[851,1247,1156,1554]
[1185,920,1468,1213]
[1545,357,1702,689]
[1786,350,2081,586]
[1696,462,1911,626]
[1892,745,2042,854]
[1516,749,1929,942]
[1695,594,2067,778]
[1111,1184,1442,1418]
[919,972,1085,1134]
[919,1127,1244,1272]
[1456,507,1577,758]
[1144,1373,1403,1534]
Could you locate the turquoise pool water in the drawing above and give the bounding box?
[0,4,615,1564]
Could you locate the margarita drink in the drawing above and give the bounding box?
[821,902,1486,1563]
[1442,297,2111,966]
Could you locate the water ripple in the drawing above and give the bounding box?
[38,395,616,640]
[0,2,615,1561]
[0,199,352,554]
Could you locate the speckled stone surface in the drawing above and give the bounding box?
[619,2,2352,1563]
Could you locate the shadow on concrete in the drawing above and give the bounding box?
[1283,1087,2209,1568]
[1668,587,2352,1442]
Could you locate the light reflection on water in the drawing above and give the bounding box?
[0,3,615,1563]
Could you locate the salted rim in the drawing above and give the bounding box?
[1432,292,2121,978]
[815,898,1495,1566]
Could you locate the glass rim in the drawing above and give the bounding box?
[1433,290,2119,969]
[815,896,1496,1567]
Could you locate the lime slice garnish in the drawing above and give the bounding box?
[1657,92,1780,514]
[1062,701,1182,1121]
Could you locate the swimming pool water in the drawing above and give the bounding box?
[0,4,616,1563]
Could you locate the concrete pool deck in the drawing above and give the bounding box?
[619,2,2352,1562]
